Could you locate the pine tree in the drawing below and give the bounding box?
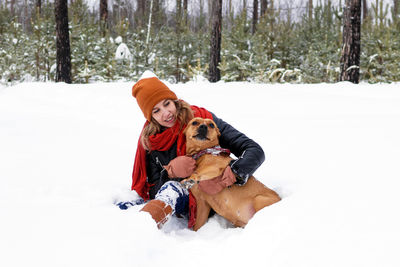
[361,0,399,82]
[221,6,255,81]
[31,2,56,81]
[0,19,29,83]
[126,27,150,79]
[69,0,99,82]
[295,3,342,82]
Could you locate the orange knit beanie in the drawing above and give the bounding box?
[132,77,178,121]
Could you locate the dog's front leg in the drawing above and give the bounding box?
[192,194,211,231]
[181,172,200,189]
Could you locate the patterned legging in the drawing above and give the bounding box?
[155,181,189,216]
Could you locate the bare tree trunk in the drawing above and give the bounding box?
[242,0,247,19]
[183,0,188,26]
[362,0,368,20]
[146,0,153,44]
[10,0,15,17]
[209,0,222,82]
[23,0,28,31]
[55,0,72,83]
[394,0,399,24]
[252,0,258,34]
[100,0,108,36]
[260,0,267,18]
[269,0,274,34]
[135,0,146,28]
[198,0,206,31]
[100,0,108,22]
[35,0,42,80]
[176,0,182,32]
[152,0,162,31]
[208,0,213,27]
[226,0,233,29]
[308,0,313,20]
[36,0,41,15]
[340,0,361,83]
[176,0,182,82]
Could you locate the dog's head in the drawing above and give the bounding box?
[184,117,221,155]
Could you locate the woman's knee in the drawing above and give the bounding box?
[155,181,189,215]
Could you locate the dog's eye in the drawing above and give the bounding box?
[192,121,199,126]
[209,123,215,129]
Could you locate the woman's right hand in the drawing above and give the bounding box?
[198,166,236,195]
[163,156,196,178]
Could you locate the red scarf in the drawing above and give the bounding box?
[131,105,212,200]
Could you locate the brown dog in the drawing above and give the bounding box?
[183,117,281,231]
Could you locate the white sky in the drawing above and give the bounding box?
[86,0,394,15]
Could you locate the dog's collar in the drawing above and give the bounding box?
[191,146,231,160]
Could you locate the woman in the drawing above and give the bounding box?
[129,74,265,229]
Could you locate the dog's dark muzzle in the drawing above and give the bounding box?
[194,124,209,140]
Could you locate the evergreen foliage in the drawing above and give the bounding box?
[31,4,56,82]
[295,3,342,83]
[361,1,400,82]
[0,0,399,85]
[221,7,255,81]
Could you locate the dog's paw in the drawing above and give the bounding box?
[181,179,197,189]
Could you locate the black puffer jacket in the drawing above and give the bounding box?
[146,112,265,199]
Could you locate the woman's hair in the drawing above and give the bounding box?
[140,99,194,151]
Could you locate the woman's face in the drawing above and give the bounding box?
[151,99,177,128]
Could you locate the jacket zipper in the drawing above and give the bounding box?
[155,157,166,174]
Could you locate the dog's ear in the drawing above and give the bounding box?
[183,118,195,136]
[183,124,189,135]
[214,122,221,137]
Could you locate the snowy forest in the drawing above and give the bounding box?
[0,0,399,85]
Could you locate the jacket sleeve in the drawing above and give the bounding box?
[211,112,265,185]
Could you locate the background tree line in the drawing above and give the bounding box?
[0,0,399,85]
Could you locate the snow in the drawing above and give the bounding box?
[1,80,400,267]
[115,36,123,44]
[115,43,132,61]
[139,70,158,80]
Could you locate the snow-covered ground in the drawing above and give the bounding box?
[1,80,400,267]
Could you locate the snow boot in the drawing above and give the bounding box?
[140,200,173,229]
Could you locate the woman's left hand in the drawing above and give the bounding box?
[163,156,196,178]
